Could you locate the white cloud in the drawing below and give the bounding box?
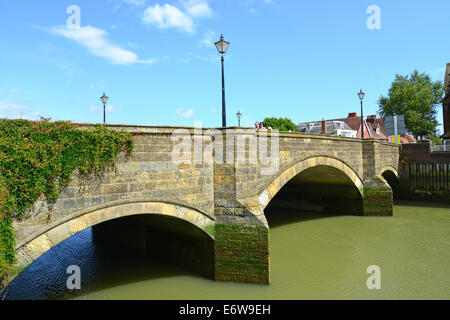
[0,100,28,112]
[199,30,217,48]
[48,25,156,65]
[183,0,213,18]
[176,108,195,118]
[142,1,213,33]
[0,101,43,120]
[143,4,194,33]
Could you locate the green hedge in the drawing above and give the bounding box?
[0,118,133,283]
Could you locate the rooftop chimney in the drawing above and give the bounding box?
[348,112,357,118]
[321,118,326,134]
[367,115,376,123]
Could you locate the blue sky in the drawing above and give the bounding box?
[0,0,448,132]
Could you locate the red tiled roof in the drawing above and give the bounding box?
[402,134,417,144]
[326,115,388,141]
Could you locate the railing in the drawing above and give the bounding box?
[431,144,450,152]
[409,163,450,191]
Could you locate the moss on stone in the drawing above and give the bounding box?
[214,223,269,284]
[204,224,215,237]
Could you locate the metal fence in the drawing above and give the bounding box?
[409,163,450,191]
[431,144,450,152]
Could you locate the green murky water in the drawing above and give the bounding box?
[2,201,450,300]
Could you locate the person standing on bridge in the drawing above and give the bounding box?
[259,122,267,131]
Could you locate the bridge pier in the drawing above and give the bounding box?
[362,178,393,216]
[214,223,269,284]
[213,202,270,284]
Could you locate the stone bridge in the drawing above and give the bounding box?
[12,125,400,284]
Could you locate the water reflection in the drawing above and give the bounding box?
[2,228,192,300]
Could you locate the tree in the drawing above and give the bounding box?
[425,134,443,145]
[377,70,445,140]
[262,117,297,132]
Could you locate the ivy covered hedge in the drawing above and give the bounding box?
[0,118,133,284]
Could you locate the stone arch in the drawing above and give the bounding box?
[15,200,215,268]
[256,156,364,209]
[378,165,399,180]
[378,165,400,198]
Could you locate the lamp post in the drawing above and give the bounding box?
[215,34,230,127]
[100,92,109,124]
[358,89,365,139]
[236,110,242,127]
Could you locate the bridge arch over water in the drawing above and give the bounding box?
[15,200,215,269]
[378,165,400,199]
[378,165,399,179]
[255,156,364,210]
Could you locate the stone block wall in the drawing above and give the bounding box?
[13,127,216,246]
[214,224,269,284]
[401,142,450,164]
[234,133,366,202]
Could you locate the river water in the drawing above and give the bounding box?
[2,201,449,300]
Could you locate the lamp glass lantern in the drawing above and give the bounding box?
[215,34,230,55]
[236,110,242,126]
[358,89,365,139]
[358,89,365,101]
[100,93,109,104]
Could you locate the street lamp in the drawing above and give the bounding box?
[358,89,365,139]
[100,92,109,124]
[215,34,230,127]
[236,110,242,127]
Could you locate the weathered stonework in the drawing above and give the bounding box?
[363,185,393,216]
[9,125,399,286]
[215,224,269,284]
